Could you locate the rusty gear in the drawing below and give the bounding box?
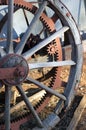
[0,1,83,130]
[0,1,62,130]
[47,43,58,55]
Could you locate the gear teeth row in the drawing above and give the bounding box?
[0,1,62,129]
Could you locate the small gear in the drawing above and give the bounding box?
[0,1,62,130]
[47,43,58,55]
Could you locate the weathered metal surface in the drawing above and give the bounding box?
[33,113,60,130]
[0,0,84,130]
[54,0,86,32]
[0,1,62,129]
[0,54,28,85]
[59,0,81,24]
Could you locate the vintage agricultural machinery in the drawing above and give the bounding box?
[0,0,85,130]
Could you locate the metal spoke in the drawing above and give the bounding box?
[29,60,76,69]
[6,0,14,53]
[23,9,29,27]
[5,86,11,130]
[15,1,47,54]
[16,85,43,128]
[27,77,66,101]
[23,27,69,59]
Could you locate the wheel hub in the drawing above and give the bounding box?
[1,54,28,86]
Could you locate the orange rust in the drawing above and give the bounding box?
[0,1,62,129]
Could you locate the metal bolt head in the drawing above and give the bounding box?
[19,71,25,77]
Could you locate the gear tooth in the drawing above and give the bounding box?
[0,1,62,128]
[40,16,43,20]
[34,94,46,109]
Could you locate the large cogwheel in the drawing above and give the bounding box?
[0,0,83,130]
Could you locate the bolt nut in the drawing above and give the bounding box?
[19,71,25,77]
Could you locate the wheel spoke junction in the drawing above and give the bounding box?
[0,0,83,130]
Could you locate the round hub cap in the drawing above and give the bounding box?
[2,54,28,86]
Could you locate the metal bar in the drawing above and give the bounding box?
[0,90,46,118]
[0,90,46,119]
[33,113,60,130]
[16,85,43,128]
[27,77,66,101]
[6,0,14,53]
[5,86,11,130]
[23,9,29,27]
[0,66,25,80]
[23,27,69,59]
[29,60,76,69]
[15,1,47,54]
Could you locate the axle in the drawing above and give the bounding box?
[0,54,28,85]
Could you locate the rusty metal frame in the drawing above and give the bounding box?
[0,0,83,130]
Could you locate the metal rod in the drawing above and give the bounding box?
[23,27,69,59]
[29,60,76,69]
[7,0,14,53]
[5,86,11,130]
[15,1,47,54]
[23,9,29,27]
[0,90,46,119]
[16,85,43,128]
[27,77,66,101]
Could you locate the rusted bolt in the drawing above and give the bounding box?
[66,12,71,17]
[14,68,24,77]
[19,71,25,77]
